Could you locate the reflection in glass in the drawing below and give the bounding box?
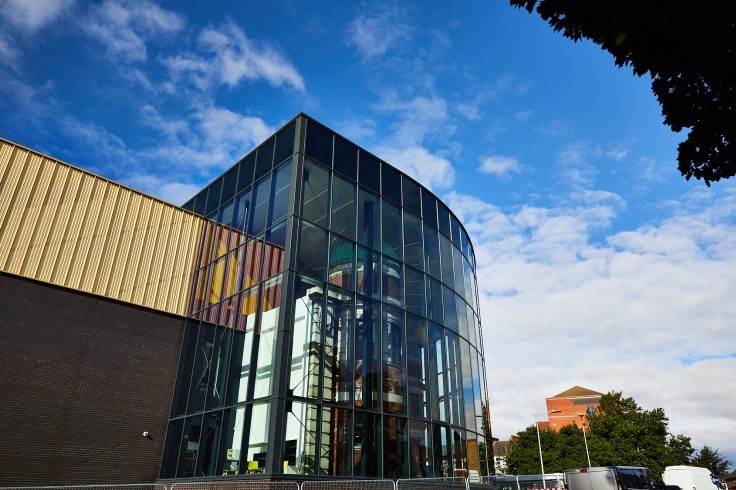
[426,276,444,324]
[404,211,424,271]
[325,288,354,405]
[440,233,454,287]
[354,411,379,477]
[382,305,406,414]
[382,256,403,307]
[284,401,318,475]
[302,160,330,227]
[289,276,323,399]
[382,200,403,260]
[187,322,216,414]
[446,332,464,428]
[357,187,379,250]
[432,424,450,477]
[226,287,258,404]
[253,276,281,399]
[297,221,327,280]
[357,246,380,299]
[219,406,246,476]
[330,174,356,240]
[405,266,425,317]
[408,419,430,477]
[383,415,408,478]
[247,402,271,473]
[424,226,441,279]
[268,161,292,227]
[249,176,271,236]
[406,314,428,419]
[355,298,380,410]
[429,322,448,423]
[328,235,355,290]
[320,406,351,476]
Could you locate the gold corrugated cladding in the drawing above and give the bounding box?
[0,138,203,317]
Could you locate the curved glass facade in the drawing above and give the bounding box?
[161,114,489,480]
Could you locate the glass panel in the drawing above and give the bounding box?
[187,322,217,414]
[446,331,464,428]
[284,401,319,475]
[268,160,292,227]
[355,297,380,410]
[305,120,333,166]
[426,276,443,324]
[406,314,428,419]
[472,351,483,433]
[328,235,355,290]
[356,246,380,299]
[226,287,258,404]
[206,177,223,215]
[432,424,450,477]
[179,415,203,477]
[334,135,358,181]
[297,221,327,280]
[409,420,430,478]
[325,288,354,404]
[289,276,323,399]
[218,198,234,227]
[382,199,403,260]
[241,238,263,290]
[302,160,330,228]
[171,322,197,416]
[357,187,379,249]
[222,166,239,202]
[457,296,468,340]
[383,415,408,478]
[198,411,222,476]
[464,257,475,310]
[192,190,207,215]
[354,411,380,477]
[263,222,287,279]
[248,175,271,236]
[467,302,477,347]
[451,215,462,248]
[429,322,448,423]
[423,225,441,279]
[402,176,421,217]
[438,202,451,238]
[454,246,466,296]
[206,325,233,410]
[403,211,424,271]
[381,163,401,204]
[160,418,184,478]
[255,137,274,181]
[247,402,271,473]
[233,188,251,232]
[422,190,437,228]
[253,276,282,399]
[274,121,296,165]
[460,339,476,435]
[404,267,424,318]
[468,433,482,481]
[383,304,406,414]
[330,174,356,240]
[219,406,246,476]
[382,256,403,307]
[443,285,458,332]
[440,233,455,287]
[320,406,352,475]
[359,151,380,193]
[453,429,468,477]
[237,154,255,193]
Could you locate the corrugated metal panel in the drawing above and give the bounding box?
[0,138,204,317]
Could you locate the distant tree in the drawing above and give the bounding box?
[509,0,736,186]
[690,445,732,475]
[506,423,590,474]
[586,392,693,477]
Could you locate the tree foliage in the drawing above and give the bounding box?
[690,445,732,475]
[506,392,694,476]
[509,0,736,185]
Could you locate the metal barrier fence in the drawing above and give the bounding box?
[1,478,494,490]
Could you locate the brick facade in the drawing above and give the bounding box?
[0,273,184,485]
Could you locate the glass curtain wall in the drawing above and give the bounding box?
[162,115,489,480]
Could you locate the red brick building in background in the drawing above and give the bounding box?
[538,386,603,431]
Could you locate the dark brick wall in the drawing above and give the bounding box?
[0,272,185,485]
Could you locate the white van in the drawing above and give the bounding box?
[663,465,722,490]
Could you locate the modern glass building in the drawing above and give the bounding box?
[160,114,489,480]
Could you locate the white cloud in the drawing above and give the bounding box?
[163,22,305,92]
[1,0,73,32]
[479,156,521,177]
[125,174,201,206]
[82,0,185,63]
[345,3,412,60]
[446,187,736,463]
[379,145,455,191]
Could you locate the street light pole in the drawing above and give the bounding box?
[534,410,561,488]
[577,413,592,468]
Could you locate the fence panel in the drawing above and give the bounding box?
[0,485,167,490]
[302,480,395,490]
[397,477,468,490]
[170,481,300,490]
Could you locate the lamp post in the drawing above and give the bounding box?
[577,413,592,468]
[534,410,561,488]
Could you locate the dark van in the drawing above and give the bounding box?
[566,466,663,490]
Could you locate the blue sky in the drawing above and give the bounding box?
[2,0,735,467]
